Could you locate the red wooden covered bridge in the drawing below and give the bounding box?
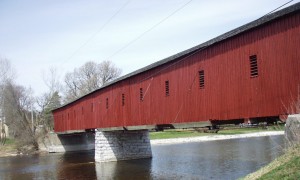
[53,3,300,134]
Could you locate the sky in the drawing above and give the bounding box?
[0,0,299,96]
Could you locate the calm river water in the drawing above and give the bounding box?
[0,135,284,180]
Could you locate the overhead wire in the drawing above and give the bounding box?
[125,0,298,124]
[55,1,131,88]
[263,0,294,17]
[58,0,293,75]
[57,0,194,85]
[95,0,195,118]
[56,0,298,131]
[60,0,295,117]
[60,0,131,67]
[138,0,296,84]
[105,0,194,60]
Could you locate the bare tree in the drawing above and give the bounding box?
[0,58,15,145]
[0,58,40,151]
[37,67,62,131]
[99,60,122,85]
[36,91,61,131]
[63,60,121,102]
[42,66,61,94]
[2,81,38,151]
[64,70,81,101]
[0,58,16,110]
[0,58,15,84]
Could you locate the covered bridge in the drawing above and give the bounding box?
[52,4,300,162]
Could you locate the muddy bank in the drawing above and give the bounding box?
[0,144,41,158]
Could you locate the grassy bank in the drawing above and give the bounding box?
[242,145,300,180]
[150,125,284,140]
[0,139,17,157]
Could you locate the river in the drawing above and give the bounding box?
[0,135,284,180]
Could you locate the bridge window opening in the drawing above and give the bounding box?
[250,55,258,77]
[106,98,109,109]
[82,107,84,115]
[74,110,76,119]
[165,80,170,96]
[91,103,94,112]
[122,94,125,106]
[199,70,205,89]
[140,88,143,102]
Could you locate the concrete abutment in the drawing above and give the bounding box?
[95,129,152,162]
[38,132,95,152]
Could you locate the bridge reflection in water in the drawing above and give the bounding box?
[0,135,284,180]
[95,135,284,179]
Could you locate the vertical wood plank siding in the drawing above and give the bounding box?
[54,12,300,132]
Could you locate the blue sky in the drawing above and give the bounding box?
[0,0,298,95]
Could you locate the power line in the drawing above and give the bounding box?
[103,0,297,123]
[58,0,293,85]
[55,0,296,109]
[139,0,296,83]
[262,0,294,17]
[106,0,194,60]
[60,0,131,66]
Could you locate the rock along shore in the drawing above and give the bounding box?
[150,131,284,145]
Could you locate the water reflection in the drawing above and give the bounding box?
[96,159,152,179]
[150,136,284,179]
[56,151,96,179]
[0,154,58,180]
[0,135,284,180]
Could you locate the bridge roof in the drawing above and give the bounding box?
[54,2,300,111]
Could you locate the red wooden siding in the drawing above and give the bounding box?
[54,11,300,132]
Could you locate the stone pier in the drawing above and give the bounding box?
[95,129,152,162]
[285,114,300,146]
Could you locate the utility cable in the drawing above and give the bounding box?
[113,0,298,124]
[138,0,296,83]
[60,0,131,66]
[106,0,193,60]
[60,1,297,127]
[263,0,294,17]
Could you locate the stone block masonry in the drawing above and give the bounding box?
[95,129,152,162]
[285,114,300,146]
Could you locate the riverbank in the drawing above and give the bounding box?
[151,131,284,145]
[0,139,18,157]
[149,125,284,140]
[0,128,284,157]
[242,145,300,180]
[0,139,41,157]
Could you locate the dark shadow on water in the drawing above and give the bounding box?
[96,158,153,179]
[0,135,284,179]
[56,150,96,179]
